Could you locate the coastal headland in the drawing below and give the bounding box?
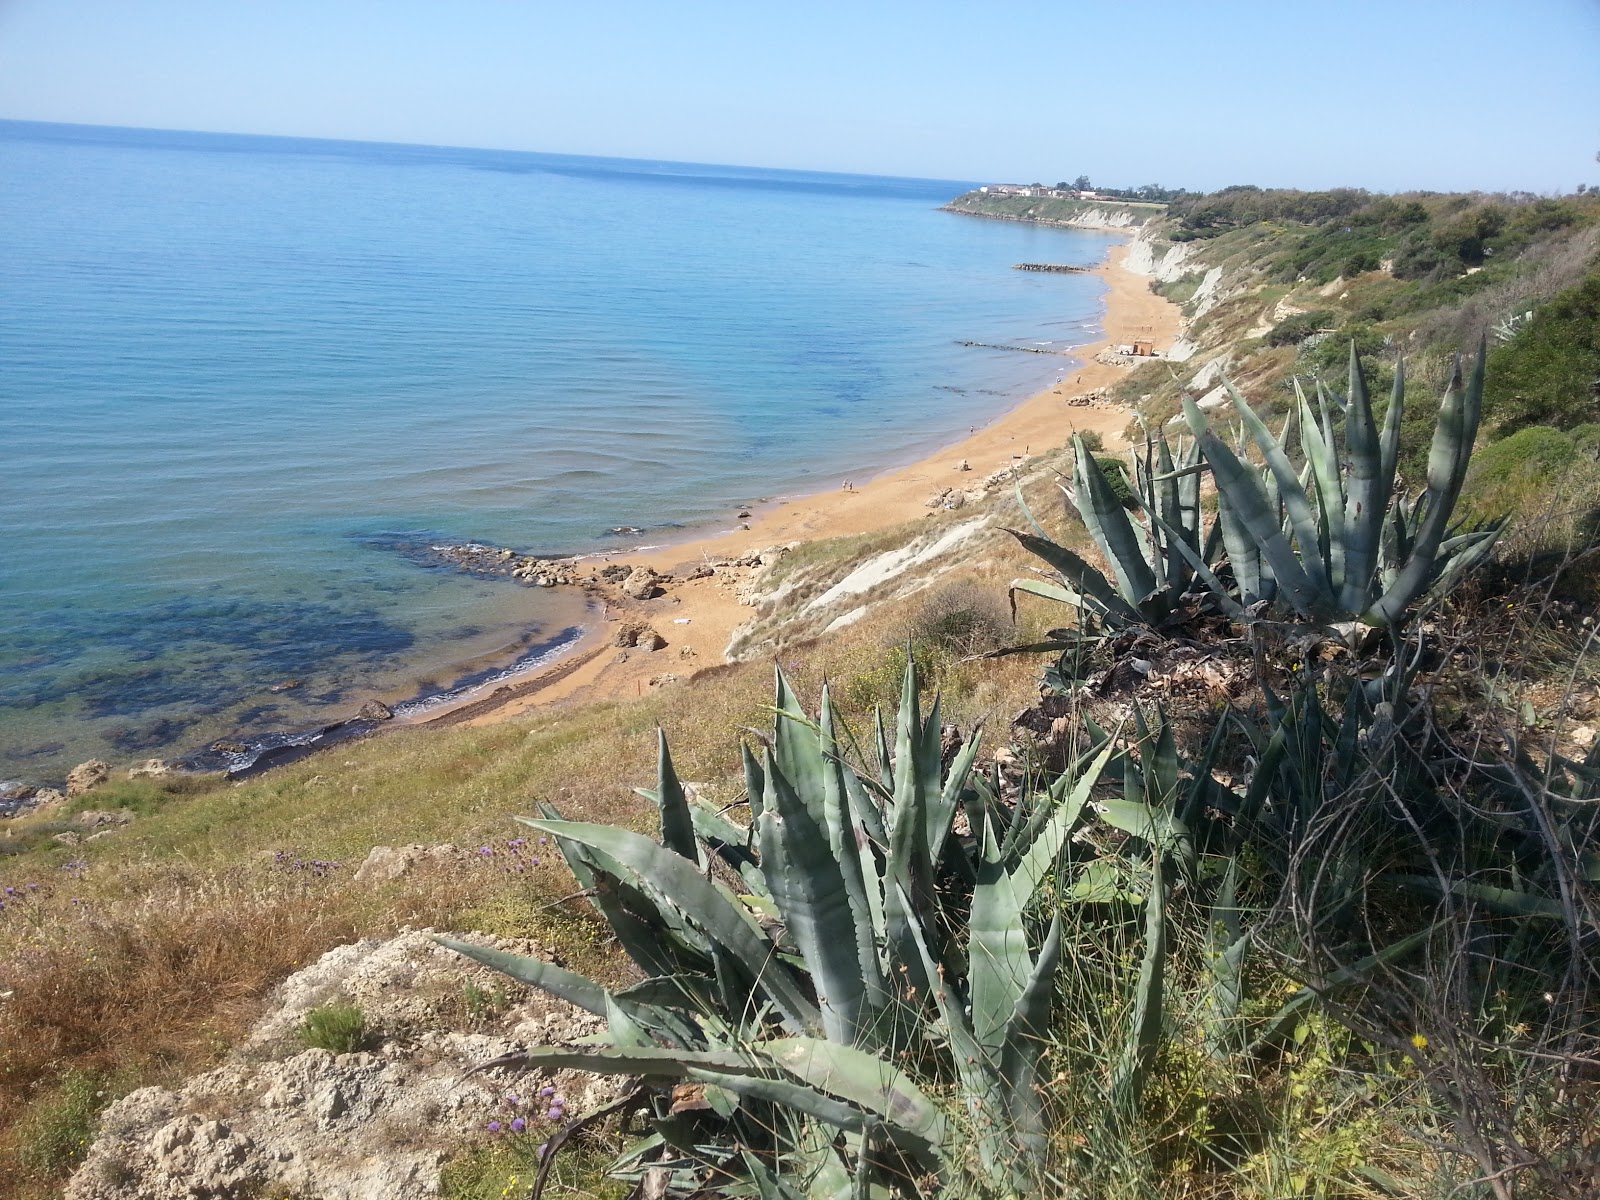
[416,234,1183,730]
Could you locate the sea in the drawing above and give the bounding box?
[0,120,1118,782]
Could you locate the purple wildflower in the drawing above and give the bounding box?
[487,1120,502,1133]
[537,1143,549,1159]
[547,1107,563,1120]
[539,1086,555,1098]
[510,1117,527,1133]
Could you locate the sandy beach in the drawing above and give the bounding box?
[420,237,1183,728]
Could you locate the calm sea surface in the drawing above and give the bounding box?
[0,121,1116,780]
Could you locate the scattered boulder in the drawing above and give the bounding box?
[127,759,171,780]
[685,563,716,581]
[28,787,67,813]
[351,843,458,885]
[621,567,663,600]
[78,809,134,829]
[66,760,110,797]
[596,563,631,583]
[636,630,667,652]
[357,700,394,722]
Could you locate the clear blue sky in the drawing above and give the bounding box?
[2,0,1596,192]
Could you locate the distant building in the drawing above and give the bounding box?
[1132,339,1156,356]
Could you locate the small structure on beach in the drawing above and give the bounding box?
[1132,339,1156,357]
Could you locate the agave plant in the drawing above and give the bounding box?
[1183,343,1505,629]
[442,659,1114,1196]
[1008,426,1223,633]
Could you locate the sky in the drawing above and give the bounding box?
[1,0,1597,193]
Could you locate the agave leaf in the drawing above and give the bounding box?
[523,818,822,1033]
[538,827,713,980]
[774,670,829,827]
[759,746,873,1045]
[435,937,608,1016]
[818,688,887,1022]
[1215,486,1267,605]
[998,910,1063,1165]
[1008,738,1116,899]
[738,1148,812,1200]
[1367,351,1487,626]
[1377,359,1405,523]
[743,740,767,824]
[1391,874,1565,918]
[1186,397,1325,616]
[899,889,1009,1176]
[1338,343,1385,615]
[1202,859,1250,1059]
[1293,380,1345,590]
[1008,576,1091,614]
[637,728,699,864]
[1225,382,1333,600]
[761,1038,950,1155]
[1073,435,1159,606]
[507,1043,766,1077]
[1112,857,1167,1112]
[1007,529,1145,625]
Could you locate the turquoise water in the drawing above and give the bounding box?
[0,121,1116,780]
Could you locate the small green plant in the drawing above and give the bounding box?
[16,1069,104,1179]
[461,979,508,1025]
[297,1000,368,1054]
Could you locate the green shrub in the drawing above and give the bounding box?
[1093,455,1137,508]
[297,1000,368,1054]
[1485,274,1600,433]
[1265,310,1335,347]
[1075,428,1106,452]
[16,1070,104,1179]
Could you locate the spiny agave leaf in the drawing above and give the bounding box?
[998,910,1063,1165]
[738,1148,811,1200]
[818,688,887,1021]
[1293,381,1345,593]
[508,1044,766,1077]
[1008,576,1092,615]
[523,818,822,1033]
[1146,508,1246,618]
[759,747,872,1045]
[1063,857,1143,904]
[969,742,1110,1048]
[1007,529,1144,625]
[774,668,828,827]
[743,740,767,824]
[1378,359,1405,523]
[1073,435,1159,606]
[1339,343,1385,617]
[640,728,698,863]
[900,890,1008,1175]
[1391,874,1565,918]
[434,937,607,1016]
[1215,486,1267,605]
[873,706,893,795]
[761,1038,950,1155]
[1367,351,1486,626]
[1008,738,1117,899]
[884,654,940,991]
[1202,858,1250,1060]
[529,824,711,979]
[1186,397,1325,616]
[1112,856,1167,1112]
[1225,382,1332,599]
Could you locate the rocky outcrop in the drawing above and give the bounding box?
[67,930,621,1200]
[66,759,110,797]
